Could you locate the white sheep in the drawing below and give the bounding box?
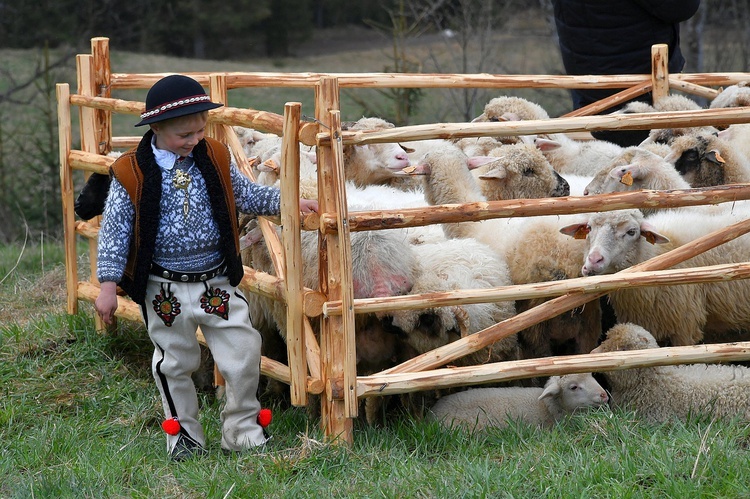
[560,208,750,346]
[467,95,551,149]
[592,322,750,423]
[428,373,609,431]
[470,142,570,200]
[633,94,717,146]
[472,95,550,122]
[341,117,414,189]
[665,130,750,187]
[583,146,691,214]
[383,237,520,368]
[251,144,319,200]
[533,134,624,176]
[709,80,750,110]
[716,123,750,169]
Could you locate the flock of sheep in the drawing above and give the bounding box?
[234,81,750,431]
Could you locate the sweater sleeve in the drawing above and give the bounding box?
[96,177,134,283]
[230,160,282,216]
[632,0,700,23]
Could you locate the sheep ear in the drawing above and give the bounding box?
[608,163,638,179]
[471,114,487,123]
[559,223,591,239]
[478,164,507,180]
[501,112,520,122]
[706,149,726,165]
[398,143,416,154]
[539,381,561,401]
[534,137,562,152]
[466,156,498,169]
[639,221,670,244]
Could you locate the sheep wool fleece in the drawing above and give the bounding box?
[144,274,267,453]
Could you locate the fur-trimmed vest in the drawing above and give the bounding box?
[110,130,243,305]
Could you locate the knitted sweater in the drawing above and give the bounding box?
[97,134,280,297]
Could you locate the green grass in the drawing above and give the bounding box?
[2,242,750,498]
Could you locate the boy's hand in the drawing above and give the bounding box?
[300,198,318,214]
[95,281,119,325]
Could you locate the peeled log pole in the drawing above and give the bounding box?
[69,94,318,146]
[380,215,750,376]
[320,107,750,146]
[320,184,750,234]
[358,342,750,396]
[562,82,650,118]
[109,71,750,91]
[324,262,750,317]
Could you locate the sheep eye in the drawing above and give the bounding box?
[489,117,500,122]
[523,167,535,176]
[569,384,579,391]
[626,228,637,237]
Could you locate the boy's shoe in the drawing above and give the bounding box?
[222,435,271,456]
[170,434,207,461]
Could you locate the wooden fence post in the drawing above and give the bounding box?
[57,83,77,316]
[315,76,353,444]
[91,37,112,155]
[651,43,670,103]
[280,102,309,407]
[76,54,108,331]
[208,73,227,142]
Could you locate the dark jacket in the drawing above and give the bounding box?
[553,0,700,109]
[110,131,243,305]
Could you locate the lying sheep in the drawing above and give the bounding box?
[428,373,609,431]
[534,134,623,176]
[471,142,570,200]
[560,208,750,346]
[592,323,750,423]
[665,130,750,187]
[709,80,750,110]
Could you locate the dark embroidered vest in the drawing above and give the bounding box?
[109,130,243,305]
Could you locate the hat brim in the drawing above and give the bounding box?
[135,101,224,127]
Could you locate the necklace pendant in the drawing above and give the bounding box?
[173,169,192,219]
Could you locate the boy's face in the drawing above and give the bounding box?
[151,113,208,157]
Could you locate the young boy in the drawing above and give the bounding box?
[95,74,318,460]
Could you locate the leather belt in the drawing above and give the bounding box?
[150,261,226,283]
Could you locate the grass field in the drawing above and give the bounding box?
[2,244,750,497]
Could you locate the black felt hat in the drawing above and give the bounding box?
[135,74,223,127]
